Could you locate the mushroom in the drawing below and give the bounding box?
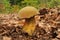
[18,6,39,36]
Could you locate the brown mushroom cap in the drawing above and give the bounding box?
[18,6,39,19]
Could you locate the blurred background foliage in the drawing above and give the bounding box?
[0,0,60,13]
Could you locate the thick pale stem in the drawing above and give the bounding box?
[22,17,36,36]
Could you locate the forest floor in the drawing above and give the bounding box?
[0,8,60,40]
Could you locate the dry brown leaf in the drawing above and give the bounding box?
[3,36,11,40]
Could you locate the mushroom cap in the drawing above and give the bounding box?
[18,6,39,19]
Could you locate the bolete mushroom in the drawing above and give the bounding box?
[18,6,39,36]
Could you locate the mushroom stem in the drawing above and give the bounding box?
[22,17,36,36]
